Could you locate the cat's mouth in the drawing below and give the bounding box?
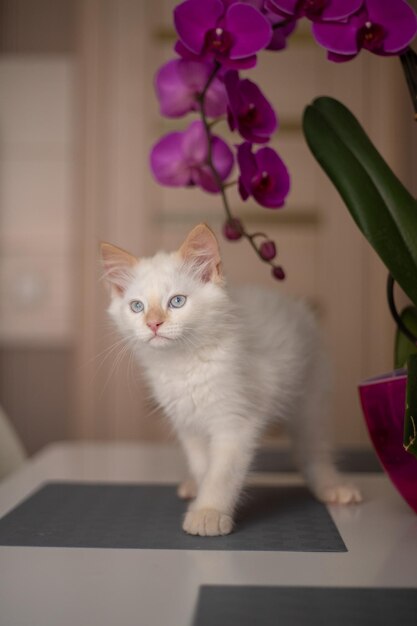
[148,334,172,344]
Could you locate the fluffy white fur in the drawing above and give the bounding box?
[102,224,361,537]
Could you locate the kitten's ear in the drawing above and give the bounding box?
[179,223,223,284]
[100,242,138,296]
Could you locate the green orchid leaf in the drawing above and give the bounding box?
[404,354,417,459]
[395,307,417,369]
[302,97,417,308]
[310,97,417,269]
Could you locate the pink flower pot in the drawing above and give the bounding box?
[359,370,417,514]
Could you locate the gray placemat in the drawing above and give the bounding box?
[0,483,346,551]
[192,586,417,626]
[253,447,382,473]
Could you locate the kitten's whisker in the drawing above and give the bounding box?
[127,342,141,396]
[98,341,132,399]
[84,337,131,389]
[92,340,131,382]
[80,335,129,371]
[180,333,200,351]
[144,402,163,420]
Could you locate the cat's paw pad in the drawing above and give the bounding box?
[177,479,198,500]
[183,508,234,536]
[318,484,363,505]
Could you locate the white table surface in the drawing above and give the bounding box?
[0,442,416,626]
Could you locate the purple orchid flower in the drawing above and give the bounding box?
[313,0,417,61]
[267,20,297,51]
[237,141,290,208]
[174,0,272,69]
[266,0,362,22]
[238,0,298,50]
[225,70,277,143]
[155,59,227,118]
[150,120,233,193]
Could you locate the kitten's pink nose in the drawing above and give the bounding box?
[147,320,164,334]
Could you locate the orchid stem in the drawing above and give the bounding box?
[198,64,282,275]
[400,48,417,121]
[198,62,233,221]
[208,115,225,129]
[387,273,417,344]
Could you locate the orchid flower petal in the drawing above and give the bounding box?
[366,0,417,54]
[238,142,289,208]
[237,141,260,198]
[226,3,272,58]
[226,72,277,143]
[266,20,297,50]
[269,0,362,21]
[181,120,209,164]
[267,0,297,17]
[313,15,362,55]
[196,136,234,192]
[174,0,224,55]
[150,132,192,186]
[254,146,290,207]
[320,0,363,21]
[155,60,200,117]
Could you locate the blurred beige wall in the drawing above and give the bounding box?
[0,0,77,454]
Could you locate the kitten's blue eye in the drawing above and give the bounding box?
[169,295,187,309]
[130,300,144,313]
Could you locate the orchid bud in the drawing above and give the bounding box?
[223,218,243,241]
[272,265,285,280]
[259,240,276,261]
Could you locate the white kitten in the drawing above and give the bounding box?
[101,224,361,537]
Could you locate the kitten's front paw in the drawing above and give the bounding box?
[316,484,363,505]
[177,479,198,500]
[183,508,234,536]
